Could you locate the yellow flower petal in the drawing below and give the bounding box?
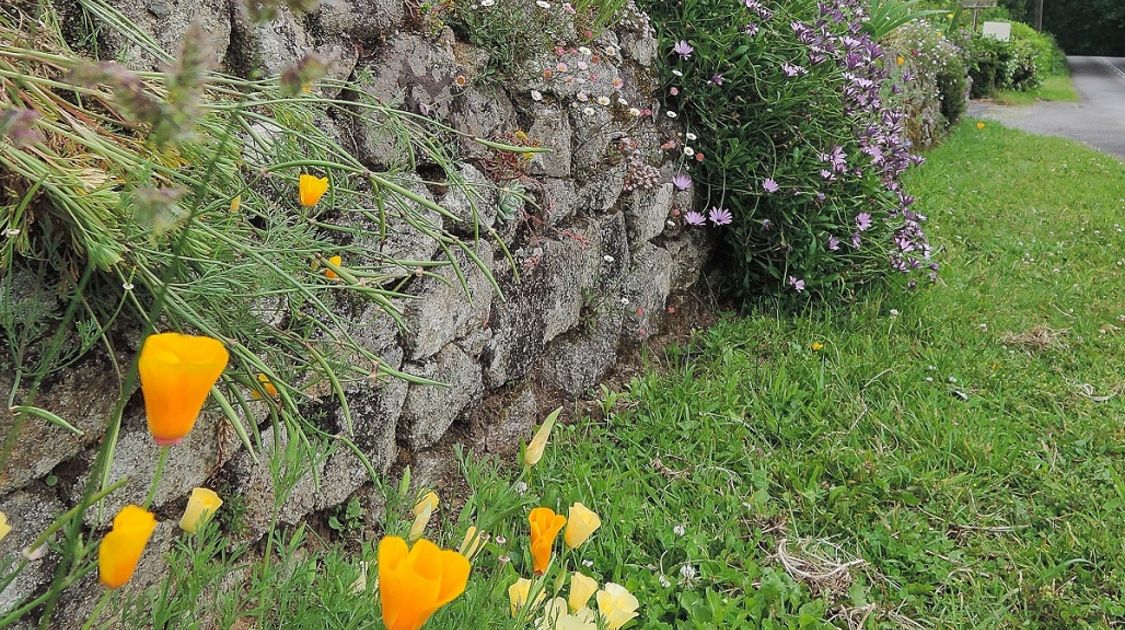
[180,487,223,534]
[568,572,598,613]
[524,407,561,467]
[413,491,440,517]
[564,503,601,550]
[325,254,343,280]
[596,582,640,630]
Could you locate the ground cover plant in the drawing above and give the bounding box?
[643,0,933,303]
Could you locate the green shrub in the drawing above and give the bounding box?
[937,53,968,122]
[642,0,934,302]
[956,29,1039,97]
[1010,21,1068,75]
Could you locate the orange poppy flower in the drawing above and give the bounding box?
[299,174,329,207]
[379,536,470,630]
[138,332,229,445]
[528,507,567,575]
[98,505,157,589]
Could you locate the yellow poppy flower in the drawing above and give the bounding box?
[977,122,986,130]
[569,572,598,613]
[508,577,550,618]
[180,487,223,534]
[529,507,566,575]
[408,503,433,543]
[810,341,824,352]
[564,503,601,549]
[299,173,329,208]
[459,526,485,560]
[379,536,470,630]
[138,332,229,446]
[413,491,439,517]
[0,512,10,542]
[251,373,279,400]
[524,407,561,467]
[595,583,640,630]
[325,254,343,280]
[98,505,157,589]
[896,55,905,66]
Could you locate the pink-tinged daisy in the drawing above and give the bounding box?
[672,173,692,191]
[788,276,806,292]
[673,40,694,60]
[708,207,733,226]
[827,235,840,251]
[684,211,706,226]
[763,178,780,193]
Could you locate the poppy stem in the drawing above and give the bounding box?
[81,589,114,630]
[144,446,170,508]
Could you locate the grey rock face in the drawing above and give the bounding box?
[441,163,499,235]
[314,375,408,510]
[467,386,538,455]
[528,106,573,178]
[398,343,483,449]
[0,489,65,615]
[662,229,715,292]
[448,84,518,145]
[622,242,674,341]
[68,409,244,528]
[541,178,580,226]
[230,6,358,90]
[0,356,118,495]
[538,303,624,396]
[226,426,328,539]
[577,163,627,214]
[81,0,231,71]
[483,213,627,387]
[314,0,405,41]
[403,242,494,361]
[625,182,674,246]
[340,173,443,280]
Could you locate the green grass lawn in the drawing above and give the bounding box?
[531,120,1125,627]
[995,74,1080,105]
[112,121,1124,629]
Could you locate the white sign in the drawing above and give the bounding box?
[982,21,1012,41]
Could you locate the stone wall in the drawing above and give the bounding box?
[0,0,714,619]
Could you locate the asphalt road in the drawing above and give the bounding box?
[968,56,1125,159]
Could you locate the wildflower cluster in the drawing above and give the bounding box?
[645,0,938,301]
[883,19,967,147]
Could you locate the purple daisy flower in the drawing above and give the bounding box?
[856,212,872,231]
[788,276,806,292]
[673,40,694,60]
[710,73,725,86]
[684,211,706,226]
[781,62,806,78]
[708,207,733,226]
[761,218,773,230]
[744,22,760,36]
[763,178,780,193]
[672,173,692,191]
[851,232,862,248]
[827,235,840,251]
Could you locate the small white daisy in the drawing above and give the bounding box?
[683,147,695,157]
[583,106,595,116]
[596,96,611,106]
[530,89,543,101]
[666,110,678,118]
